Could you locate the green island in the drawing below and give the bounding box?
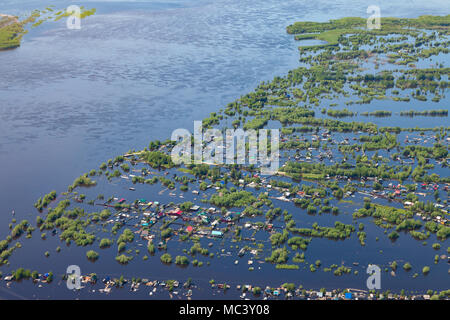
[0,14,449,300]
[0,6,96,50]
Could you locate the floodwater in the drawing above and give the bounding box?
[0,0,448,299]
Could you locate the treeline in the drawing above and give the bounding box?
[360,110,392,117]
[326,108,355,118]
[289,221,355,240]
[281,126,315,135]
[266,107,315,125]
[400,109,448,117]
[275,116,378,133]
[281,161,411,181]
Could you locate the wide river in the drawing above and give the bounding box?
[0,0,448,299]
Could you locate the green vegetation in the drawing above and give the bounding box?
[68,175,96,192]
[86,250,99,261]
[209,189,256,207]
[160,253,172,264]
[400,109,448,117]
[287,15,450,50]
[289,221,355,240]
[422,266,430,275]
[140,151,174,169]
[403,262,412,271]
[117,229,134,244]
[265,247,289,264]
[275,264,299,270]
[34,191,57,211]
[175,255,189,265]
[115,254,133,264]
[432,243,441,250]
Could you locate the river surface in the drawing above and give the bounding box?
[0,0,448,299]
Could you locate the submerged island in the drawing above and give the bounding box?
[0,15,449,300]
